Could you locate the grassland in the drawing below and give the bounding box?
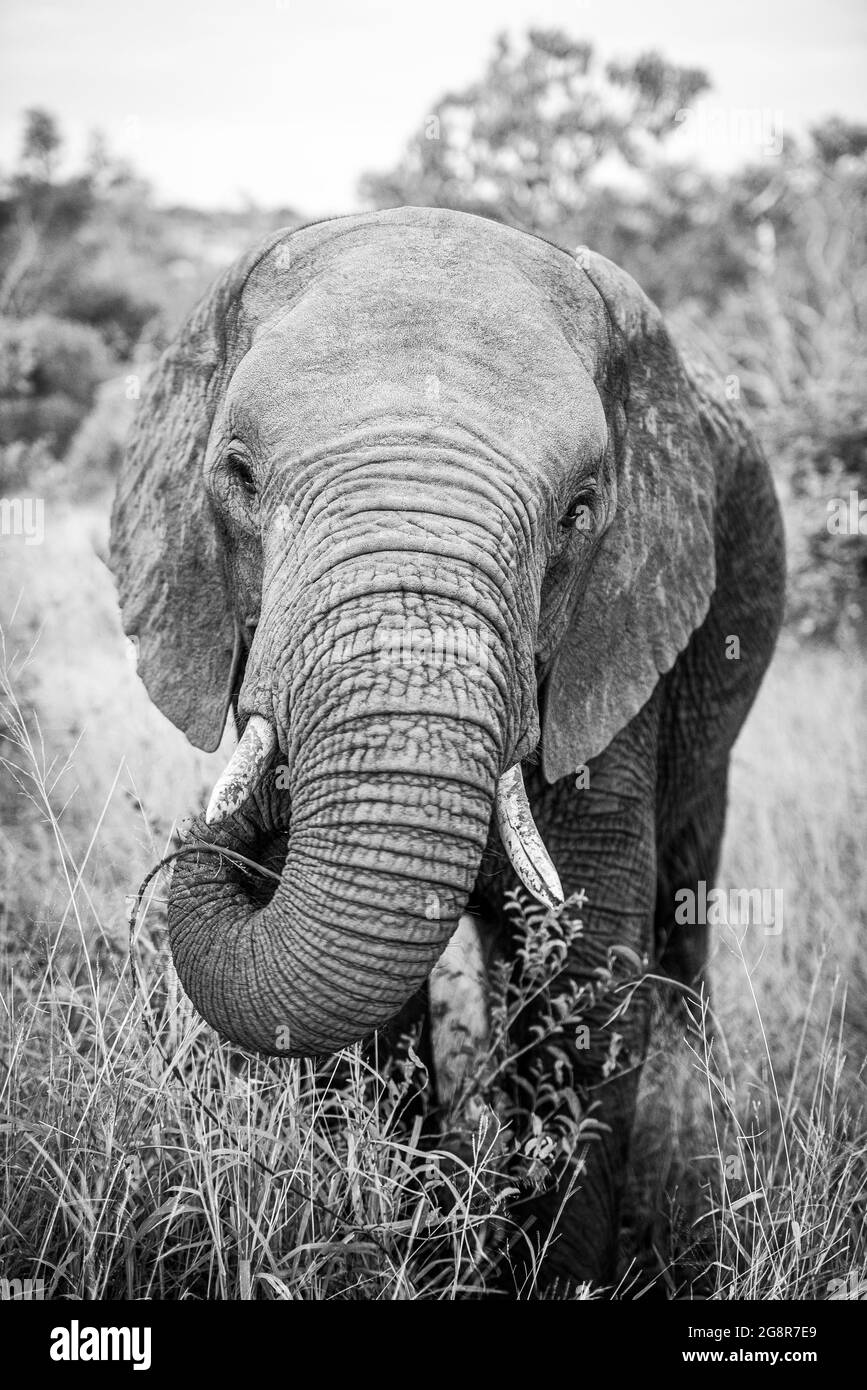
[1,495,864,1299]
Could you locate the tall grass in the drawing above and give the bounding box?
[0,589,518,1298]
[1,510,865,1299]
[626,641,867,1298]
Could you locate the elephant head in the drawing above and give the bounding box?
[110,208,714,1057]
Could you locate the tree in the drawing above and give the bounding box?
[811,117,867,167]
[359,29,708,235]
[20,108,62,182]
[358,28,866,641]
[0,110,92,315]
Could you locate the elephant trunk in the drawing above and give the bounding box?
[168,577,513,1055]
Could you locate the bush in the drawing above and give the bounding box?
[65,372,142,488]
[0,314,113,456]
[0,313,111,404]
[761,379,865,640]
[0,392,84,452]
[0,437,57,491]
[53,279,159,361]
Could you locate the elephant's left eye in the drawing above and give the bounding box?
[226,451,257,501]
[560,481,597,532]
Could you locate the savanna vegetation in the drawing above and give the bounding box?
[1,30,865,1298]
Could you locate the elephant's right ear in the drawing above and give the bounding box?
[109,237,286,751]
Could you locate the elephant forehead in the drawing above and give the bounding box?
[235,254,604,472]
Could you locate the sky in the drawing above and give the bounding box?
[1,0,865,214]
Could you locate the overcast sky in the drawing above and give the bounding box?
[1,0,865,213]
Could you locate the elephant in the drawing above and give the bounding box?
[109,206,785,1289]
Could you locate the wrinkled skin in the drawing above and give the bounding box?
[110,208,785,1288]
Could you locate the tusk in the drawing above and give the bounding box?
[495,763,564,910]
[205,714,278,825]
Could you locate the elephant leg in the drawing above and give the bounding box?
[623,769,732,1284]
[429,913,492,1129]
[374,915,495,1147]
[498,698,661,1292]
[655,768,729,998]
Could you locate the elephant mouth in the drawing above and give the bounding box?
[205,713,564,912]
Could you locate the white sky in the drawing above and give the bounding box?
[1,0,865,212]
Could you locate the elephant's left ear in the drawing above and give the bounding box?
[541,250,716,784]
